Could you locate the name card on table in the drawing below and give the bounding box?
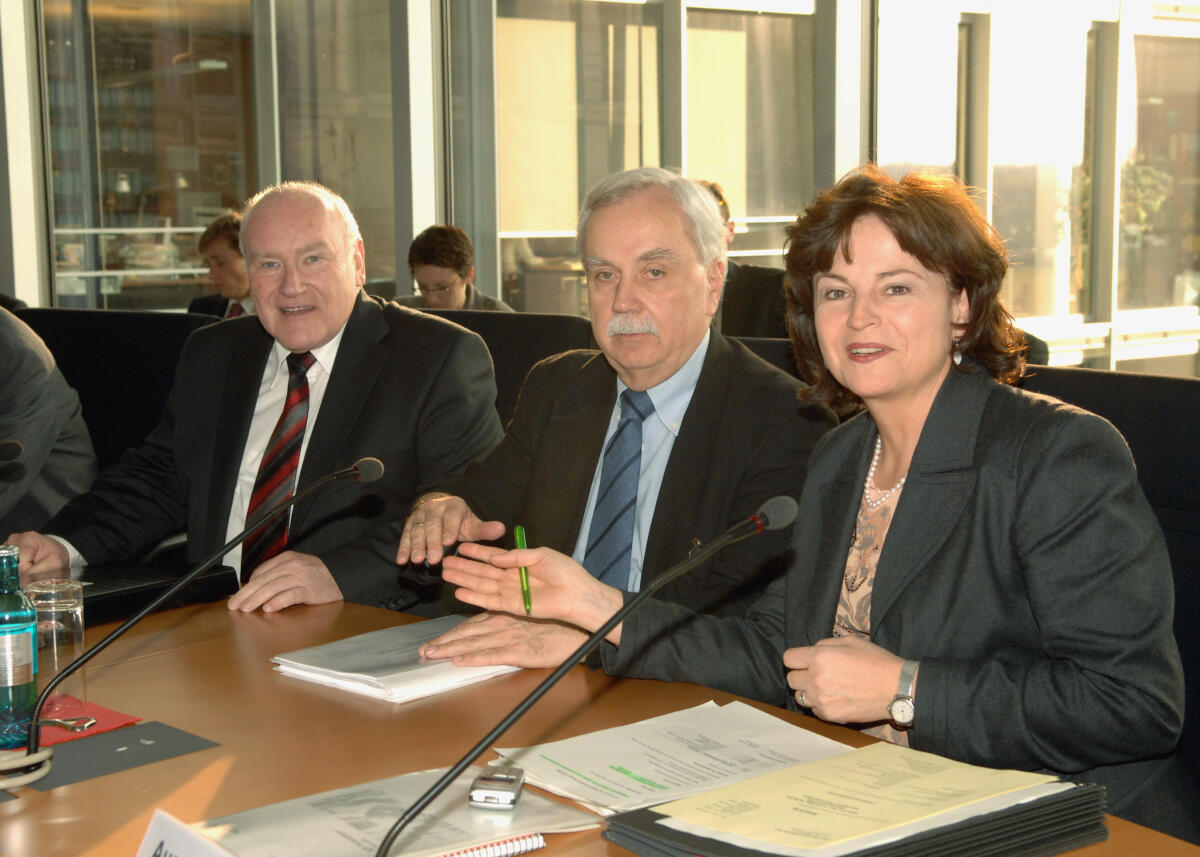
[136,809,234,857]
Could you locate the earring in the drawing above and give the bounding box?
[952,339,963,366]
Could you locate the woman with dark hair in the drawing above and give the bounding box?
[420,166,1195,840]
[784,166,1022,413]
[399,225,514,312]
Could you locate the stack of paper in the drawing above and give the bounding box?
[196,766,599,857]
[605,742,1107,857]
[494,701,853,815]
[271,615,520,703]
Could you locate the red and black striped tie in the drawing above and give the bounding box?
[240,351,315,582]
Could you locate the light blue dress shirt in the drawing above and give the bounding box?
[570,330,711,590]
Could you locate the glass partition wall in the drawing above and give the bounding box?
[28,0,1200,377]
[454,0,820,315]
[45,1,256,309]
[489,1,664,314]
[42,0,397,310]
[686,7,817,275]
[275,0,398,292]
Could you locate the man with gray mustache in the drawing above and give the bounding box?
[396,168,835,623]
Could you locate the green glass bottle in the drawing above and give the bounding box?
[0,545,37,749]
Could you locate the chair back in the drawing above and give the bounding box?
[424,309,595,425]
[1019,365,1200,778]
[16,308,214,469]
[732,336,797,378]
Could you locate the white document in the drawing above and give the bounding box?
[271,615,519,704]
[195,766,599,857]
[495,700,852,815]
[139,809,236,857]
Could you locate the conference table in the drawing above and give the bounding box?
[2,600,1197,857]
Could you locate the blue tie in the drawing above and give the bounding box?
[583,389,655,590]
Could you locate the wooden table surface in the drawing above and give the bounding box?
[2,600,1196,857]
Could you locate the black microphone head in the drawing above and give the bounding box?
[756,496,798,531]
[0,440,22,461]
[353,457,385,483]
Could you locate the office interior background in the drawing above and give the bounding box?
[0,0,1197,377]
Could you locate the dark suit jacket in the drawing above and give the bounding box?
[45,292,504,608]
[604,364,1193,836]
[0,309,97,533]
[436,334,836,616]
[717,261,787,339]
[188,294,232,318]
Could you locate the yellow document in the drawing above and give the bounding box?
[657,742,1057,850]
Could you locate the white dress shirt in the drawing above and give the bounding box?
[221,328,344,575]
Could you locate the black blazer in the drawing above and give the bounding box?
[605,364,1193,835]
[438,334,836,616]
[46,292,504,608]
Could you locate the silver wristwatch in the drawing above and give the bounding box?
[887,659,919,728]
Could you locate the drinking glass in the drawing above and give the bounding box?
[23,579,86,719]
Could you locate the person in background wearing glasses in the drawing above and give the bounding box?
[399,225,514,312]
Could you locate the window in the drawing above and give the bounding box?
[41,0,400,308]
[276,0,398,290]
[988,4,1095,320]
[489,0,662,313]
[686,7,817,270]
[24,1,1200,377]
[1120,34,1199,311]
[44,1,255,309]
[453,1,818,312]
[875,0,960,178]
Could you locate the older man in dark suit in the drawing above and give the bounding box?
[10,182,503,612]
[397,167,834,649]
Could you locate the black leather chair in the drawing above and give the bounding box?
[16,308,214,469]
[423,309,595,426]
[1019,365,1200,779]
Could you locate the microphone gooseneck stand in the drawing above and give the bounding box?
[0,457,383,789]
[373,495,799,857]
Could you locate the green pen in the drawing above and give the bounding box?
[514,525,532,615]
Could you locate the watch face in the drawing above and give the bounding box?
[889,697,915,726]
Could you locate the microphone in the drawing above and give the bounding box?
[373,496,798,857]
[352,457,385,484]
[0,456,385,784]
[0,440,22,461]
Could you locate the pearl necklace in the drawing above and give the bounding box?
[864,435,906,508]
